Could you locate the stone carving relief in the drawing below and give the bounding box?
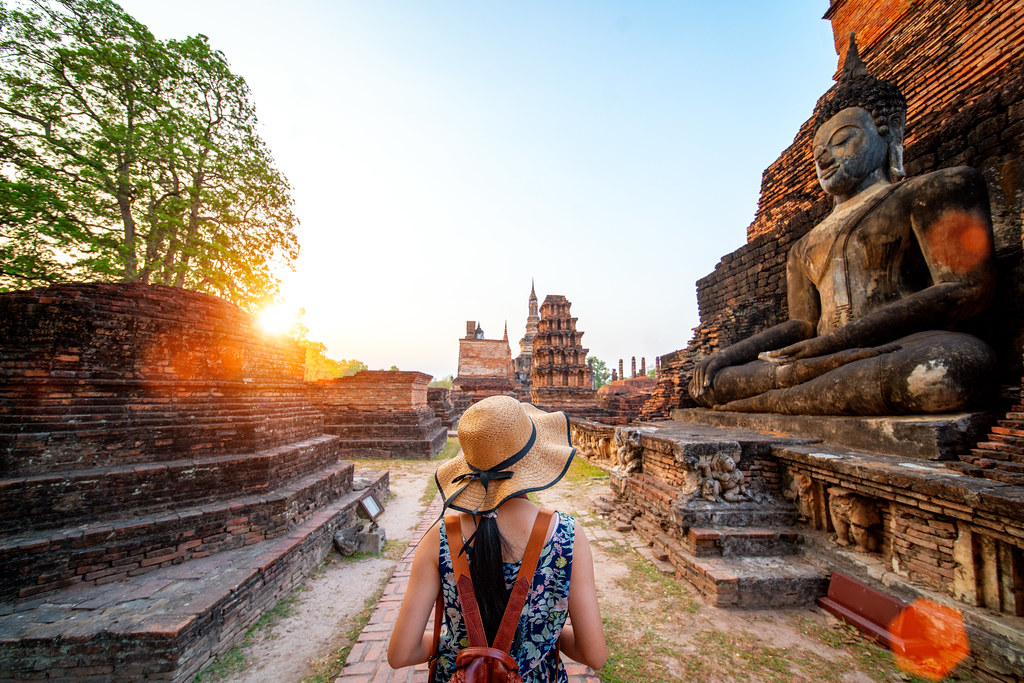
[614,427,642,474]
[697,451,755,503]
[783,471,814,522]
[570,427,615,465]
[828,486,882,552]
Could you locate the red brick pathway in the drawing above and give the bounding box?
[335,495,600,682]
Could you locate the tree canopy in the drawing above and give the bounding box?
[0,0,298,309]
[588,356,610,389]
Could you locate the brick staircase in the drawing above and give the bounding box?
[951,399,1024,485]
[0,283,388,681]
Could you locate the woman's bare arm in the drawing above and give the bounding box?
[387,523,442,669]
[558,522,608,670]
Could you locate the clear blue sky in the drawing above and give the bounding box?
[118,0,840,380]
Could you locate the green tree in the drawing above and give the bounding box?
[588,356,610,389]
[0,0,297,308]
[429,375,453,389]
[300,341,367,381]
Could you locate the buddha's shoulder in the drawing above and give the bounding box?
[895,165,985,198]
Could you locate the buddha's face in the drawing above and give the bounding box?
[812,107,888,201]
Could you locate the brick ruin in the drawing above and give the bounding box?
[315,370,447,460]
[587,1,1024,679]
[427,386,457,430]
[450,321,516,415]
[596,376,657,425]
[0,283,388,681]
[529,295,601,418]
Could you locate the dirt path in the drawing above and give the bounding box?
[201,454,951,683]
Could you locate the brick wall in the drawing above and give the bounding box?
[455,339,514,381]
[317,370,432,412]
[314,370,447,459]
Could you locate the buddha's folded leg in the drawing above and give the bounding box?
[716,332,996,415]
[698,346,898,408]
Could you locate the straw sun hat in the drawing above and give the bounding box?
[436,395,576,514]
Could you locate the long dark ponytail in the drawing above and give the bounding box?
[469,514,513,644]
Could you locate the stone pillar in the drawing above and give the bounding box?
[631,357,636,379]
[656,357,661,377]
[641,357,646,376]
[611,370,618,382]
[618,359,624,379]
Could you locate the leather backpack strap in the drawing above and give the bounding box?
[492,509,555,653]
[447,513,489,648]
[427,589,442,683]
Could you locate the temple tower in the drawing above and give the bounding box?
[514,280,541,389]
[529,294,597,415]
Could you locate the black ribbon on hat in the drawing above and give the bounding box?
[451,465,515,493]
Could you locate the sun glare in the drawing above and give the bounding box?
[257,303,294,336]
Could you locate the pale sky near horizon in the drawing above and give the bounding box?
[117,0,840,380]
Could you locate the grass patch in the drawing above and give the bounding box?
[623,551,700,615]
[599,614,681,682]
[300,582,389,683]
[340,538,404,563]
[796,618,952,683]
[421,474,439,506]
[415,438,458,505]
[194,586,304,681]
[566,456,608,482]
[435,437,460,461]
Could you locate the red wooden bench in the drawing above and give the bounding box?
[817,571,909,650]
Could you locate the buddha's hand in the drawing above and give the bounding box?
[690,354,728,399]
[758,333,843,364]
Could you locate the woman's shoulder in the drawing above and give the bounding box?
[550,510,578,545]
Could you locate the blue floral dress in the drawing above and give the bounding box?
[434,512,576,683]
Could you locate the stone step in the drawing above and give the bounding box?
[973,439,1024,455]
[0,403,316,426]
[324,421,443,440]
[332,428,448,460]
[979,468,1024,485]
[591,496,615,516]
[991,425,1024,440]
[0,435,343,533]
[0,412,325,475]
[968,446,1024,464]
[648,529,827,608]
[0,459,363,602]
[672,501,799,529]
[685,526,803,558]
[0,470,388,682]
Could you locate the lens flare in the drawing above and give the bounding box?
[257,303,293,336]
[888,599,969,681]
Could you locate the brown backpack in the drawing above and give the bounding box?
[429,509,555,683]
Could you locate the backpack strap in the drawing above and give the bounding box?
[447,509,556,654]
[493,509,554,653]
[447,513,489,648]
[427,588,442,683]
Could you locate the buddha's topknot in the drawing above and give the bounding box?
[814,34,906,139]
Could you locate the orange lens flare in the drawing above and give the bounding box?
[888,599,969,681]
[926,209,991,274]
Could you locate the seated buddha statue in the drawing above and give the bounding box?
[689,36,997,416]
